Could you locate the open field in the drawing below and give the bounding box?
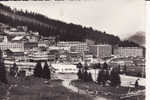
[0,82,8,100]
[0,75,93,100]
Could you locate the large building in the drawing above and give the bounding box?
[0,35,24,51]
[24,42,38,51]
[114,47,144,57]
[11,36,29,43]
[26,34,39,43]
[28,50,56,62]
[0,33,7,42]
[0,36,24,51]
[68,52,82,64]
[4,49,25,61]
[51,63,78,73]
[89,44,112,59]
[4,30,26,36]
[57,41,88,53]
[39,36,55,46]
[70,43,89,53]
[57,41,83,47]
[0,42,24,51]
[0,23,10,31]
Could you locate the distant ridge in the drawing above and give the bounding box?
[0,3,140,47]
[127,31,145,47]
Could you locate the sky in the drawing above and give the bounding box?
[0,0,145,40]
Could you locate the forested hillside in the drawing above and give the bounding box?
[0,3,139,46]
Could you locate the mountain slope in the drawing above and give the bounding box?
[0,3,140,47]
[127,31,145,46]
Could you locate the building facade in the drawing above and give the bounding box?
[114,47,144,57]
[57,41,88,53]
[24,42,38,51]
[57,41,83,47]
[70,43,89,53]
[89,44,112,59]
[0,42,24,51]
[39,36,55,46]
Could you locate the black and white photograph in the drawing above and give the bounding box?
[0,0,146,100]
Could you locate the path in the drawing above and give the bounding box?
[57,74,108,100]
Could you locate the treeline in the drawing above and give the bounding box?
[34,61,51,79]
[77,62,121,87]
[118,40,140,47]
[0,49,7,84]
[10,61,51,80]
[0,3,139,46]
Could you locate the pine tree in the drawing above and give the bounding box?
[123,65,127,74]
[80,70,84,80]
[10,62,18,77]
[97,63,101,69]
[103,62,108,70]
[77,62,83,80]
[97,69,108,86]
[42,62,51,79]
[105,70,110,81]
[0,50,7,84]
[83,70,88,82]
[77,62,83,69]
[109,69,121,87]
[97,70,103,84]
[103,70,108,84]
[101,70,106,86]
[88,72,93,82]
[77,69,82,80]
[34,61,43,78]
[118,65,121,73]
[84,62,88,70]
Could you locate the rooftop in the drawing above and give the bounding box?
[12,36,25,41]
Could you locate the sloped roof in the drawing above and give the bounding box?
[4,49,13,53]
[9,48,24,53]
[12,36,25,41]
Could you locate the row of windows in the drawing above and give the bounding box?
[0,44,24,50]
[0,45,23,48]
[57,42,87,47]
[56,68,77,71]
[118,49,143,51]
[115,50,143,54]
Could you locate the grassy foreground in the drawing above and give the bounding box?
[0,82,8,100]
[0,76,92,100]
[71,80,145,100]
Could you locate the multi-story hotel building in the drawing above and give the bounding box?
[89,44,112,59]
[0,36,24,51]
[0,42,24,51]
[57,41,82,47]
[70,43,89,53]
[57,41,88,53]
[114,47,144,57]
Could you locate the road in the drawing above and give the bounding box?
[57,73,108,100]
